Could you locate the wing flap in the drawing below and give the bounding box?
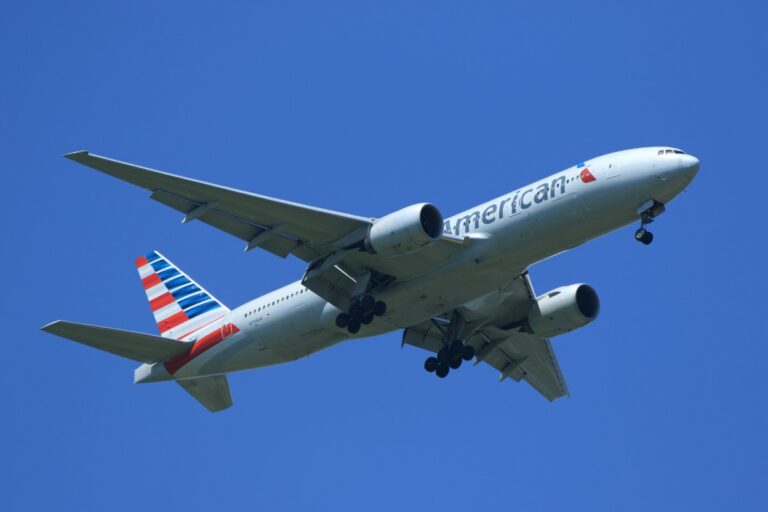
[150,189,305,259]
[41,320,189,363]
[177,375,233,412]
[401,318,447,353]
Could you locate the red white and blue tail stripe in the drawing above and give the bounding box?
[135,251,229,339]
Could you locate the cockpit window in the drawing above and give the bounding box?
[673,149,686,154]
[658,148,687,155]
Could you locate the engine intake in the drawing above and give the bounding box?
[527,284,600,338]
[364,203,444,256]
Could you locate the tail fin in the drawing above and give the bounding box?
[135,250,229,339]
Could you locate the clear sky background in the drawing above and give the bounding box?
[2,1,766,510]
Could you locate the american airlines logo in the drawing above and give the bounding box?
[444,166,596,236]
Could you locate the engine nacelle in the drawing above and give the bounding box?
[527,284,600,337]
[364,203,444,256]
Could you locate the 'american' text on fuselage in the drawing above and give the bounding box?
[445,175,568,236]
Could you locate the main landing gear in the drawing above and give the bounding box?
[335,295,387,334]
[419,311,475,378]
[635,199,666,245]
[423,341,476,378]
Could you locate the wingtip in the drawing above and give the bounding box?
[63,150,89,161]
[40,320,63,333]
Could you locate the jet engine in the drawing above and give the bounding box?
[527,284,600,337]
[364,203,444,256]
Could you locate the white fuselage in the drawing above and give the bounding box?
[139,147,699,382]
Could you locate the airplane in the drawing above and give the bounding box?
[42,147,699,412]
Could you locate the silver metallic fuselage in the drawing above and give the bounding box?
[159,147,699,381]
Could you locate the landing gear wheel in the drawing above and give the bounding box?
[360,295,375,312]
[449,357,462,370]
[449,340,464,356]
[635,228,654,245]
[349,303,361,317]
[347,319,361,334]
[361,313,374,325]
[437,347,451,363]
[461,345,476,361]
[373,301,387,316]
[435,363,449,378]
[642,231,654,244]
[335,313,350,328]
[424,357,438,373]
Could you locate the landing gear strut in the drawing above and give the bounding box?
[635,199,665,245]
[335,295,387,334]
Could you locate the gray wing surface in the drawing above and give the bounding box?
[64,151,372,261]
[477,327,568,401]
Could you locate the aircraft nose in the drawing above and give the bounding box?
[680,154,700,180]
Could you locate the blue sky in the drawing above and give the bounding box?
[2,1,766,510]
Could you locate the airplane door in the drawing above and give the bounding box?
[221,321,234,339]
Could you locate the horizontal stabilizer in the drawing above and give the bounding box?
[41,320,189,363]
[177,375,233,412]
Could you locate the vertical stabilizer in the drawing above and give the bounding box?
[135,251,229,340]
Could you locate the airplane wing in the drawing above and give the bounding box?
[64,151,373,262]
[402,273,569,401]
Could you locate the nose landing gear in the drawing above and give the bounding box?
[635,199,665,245]
[635,227,654,245]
